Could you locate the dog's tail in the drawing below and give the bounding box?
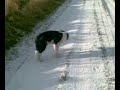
[60,30,69,40]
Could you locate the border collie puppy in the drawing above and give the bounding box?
[35,30,69,60]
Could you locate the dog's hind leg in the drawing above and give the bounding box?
[53,44,60,58]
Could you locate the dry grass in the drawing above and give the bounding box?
[5,0,19,16]
[5,0,49,15]
[5,0,65,52]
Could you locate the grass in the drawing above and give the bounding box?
[5,0,65,52]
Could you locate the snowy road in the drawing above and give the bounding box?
[5,0,115,90]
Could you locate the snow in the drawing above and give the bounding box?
[102,0,115,25]
[5,0,115,90]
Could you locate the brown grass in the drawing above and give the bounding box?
[5,0,65,52]
[5,0,49,16]
[5,0,19,16]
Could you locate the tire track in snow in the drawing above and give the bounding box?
[57,0,87,89]
[93,0,115,89]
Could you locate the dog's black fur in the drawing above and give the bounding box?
[35,30,69,59]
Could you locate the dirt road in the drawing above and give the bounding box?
[5,0,115,90]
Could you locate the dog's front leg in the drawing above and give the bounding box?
[35,50,43,62]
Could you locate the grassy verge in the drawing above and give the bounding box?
[5,0,65,52]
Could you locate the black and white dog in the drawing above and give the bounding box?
[35,30,69,60]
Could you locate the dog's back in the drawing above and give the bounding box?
[35,31,63,53]
[35,31,63,44]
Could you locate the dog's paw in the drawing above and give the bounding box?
[39,59,44,62]
[55,54,61,58]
